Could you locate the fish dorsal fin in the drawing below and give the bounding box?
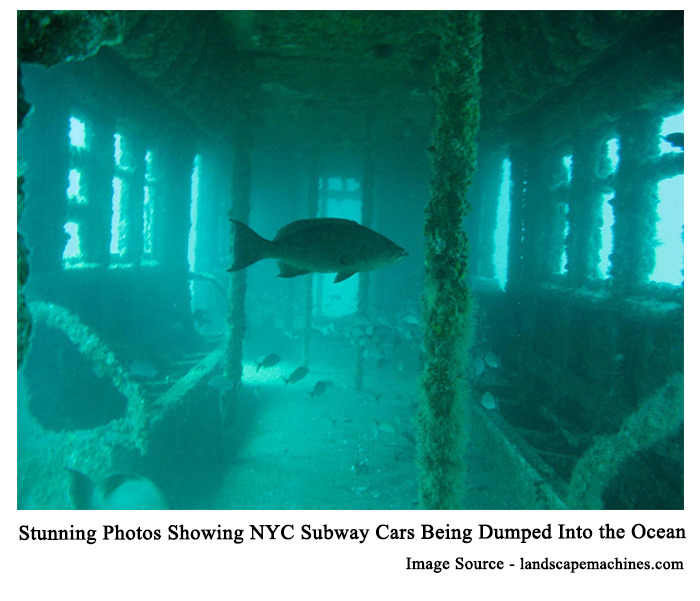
[277,262,311,278]
[334,271,355,283]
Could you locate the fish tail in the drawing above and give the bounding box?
[66,468,94,510]
[228,220,270,272]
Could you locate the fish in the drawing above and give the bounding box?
[66,468,169,510]
[256,353,281,372]
[311,380,333,397]
[128,359,158,379]
[662,132,684,149]
[207,374,235,391]
[480,391,498,411]
[484,351,500,369]
[228,218,407,283]
[374,419,397,435]
[284,366,309,386]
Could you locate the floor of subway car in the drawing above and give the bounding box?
[168,334,508,510]
[209,352,421,509]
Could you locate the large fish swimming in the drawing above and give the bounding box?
[228,218,407,283]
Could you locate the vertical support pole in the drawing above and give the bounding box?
[355,110,375,391]
[520,147,568,283]
[609,111,662,296]
[314,177,328,319]
[566,135,610,286]
[226,135,253,386]
[225,86,259,398]
[80,118,116,266]
[418,11,482,510]
[122,136,147,265]
[155,137,196,272]
[302,157,320,367]
[140,136,197,346]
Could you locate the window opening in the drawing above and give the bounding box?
[66,168,86,204]
[651,174,684,285]
[62,222,82,262]
[143,150,155,256]
[188,155,202,309]
[651,111,684,285]
[557,155,574,275]
[114,133,125,169]
[110,177,126,257]
[493,159,511,290]
[563,154,573,183]
[598,193,615,278]
[597,139,620,278]
[559,207,570,275]
[188,155,201,274]
[659,111,684,154]
[327,177,344,191]
[62,116,89,267]
[69,117,86,149]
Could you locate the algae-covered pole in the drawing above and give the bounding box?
[566,135,610,286]
[225,104,255,386]
[418,11,482,510]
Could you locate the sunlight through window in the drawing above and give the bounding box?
[69,117,86,149]
[110,177,126,256]
[62,221,82,261]
[494,159,511,289]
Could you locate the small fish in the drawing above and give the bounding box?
[207,374,235,391]
[480,391,498,411]
[473,357,486,377]
[402,314,420,326]
[228,218,407,283]
[374,419,397,435]
[662,132,684,149]
[311,380,333,398]
[484,351,500,369]
[128,359,159,379]
[284,366,309,386]
[66,468,168,510]
[256,353,281,372]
